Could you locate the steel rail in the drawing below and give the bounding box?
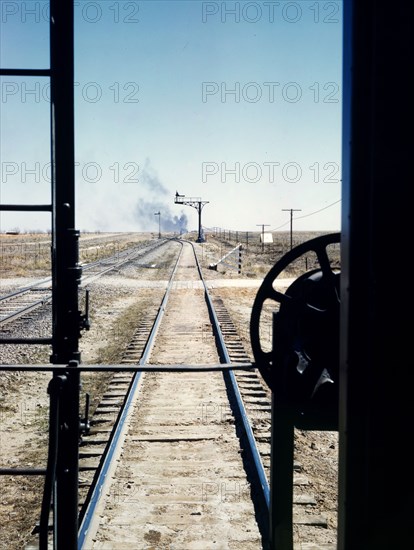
[77,239,184,547]
[14,237,268,547]
[0,238,166,302]
[80,239,154,271]
[0,239,171,333]
[79,238,168,282]
[138,239,183,365]
[0,363,254,372]
[188,240,271,510]
[79,239,269,548]
[0,282,52,303]
[0,296,53,327]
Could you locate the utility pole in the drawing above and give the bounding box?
[256,224,270,252]
[174,192,209,242]
[154,211,161,238]
[282,209,301,250]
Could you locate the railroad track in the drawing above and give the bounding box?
[72,240,266,548]
[80,238,167,283]
[0,287,52,327]
[0,239,168,330]
[63,240,334,549]
[10,238,336,548]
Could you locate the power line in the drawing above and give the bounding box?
[271,199,341,231]
[294,199,342,220]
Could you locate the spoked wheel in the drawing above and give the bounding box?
[250,233,340,428]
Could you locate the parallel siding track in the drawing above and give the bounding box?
[0,240,168,329]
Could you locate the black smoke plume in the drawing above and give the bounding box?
[134,198,188,233]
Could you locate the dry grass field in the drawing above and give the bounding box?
[1,229,340,280]
[0,231,158,278]
[197,230,340,279]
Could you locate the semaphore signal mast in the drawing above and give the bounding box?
[174,192,209,243]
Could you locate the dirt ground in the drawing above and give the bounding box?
[0,232,339,549]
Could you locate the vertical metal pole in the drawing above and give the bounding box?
[269,312,294,550]
[257,224,270,253]
[270,396,294,550]
[198,201,202,242]
[50,0,79,363]
[154,211,160,238]
[50,0,81,547]
[282,209,301,250]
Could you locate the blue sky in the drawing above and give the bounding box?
[1,1,343,233]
